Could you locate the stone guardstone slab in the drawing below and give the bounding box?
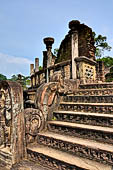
[0,81,26,168]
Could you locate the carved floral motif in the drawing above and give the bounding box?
[63,95,113,103]
[53,112,113,127]
[27,149,84,170]
[38,135,113,165]
[24,108,45,144]
[60,103,113,114]
[48,124,113,144]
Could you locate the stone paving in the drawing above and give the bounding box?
[11,160,49,170]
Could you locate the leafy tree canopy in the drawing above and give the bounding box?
[93,32,112,58]
[9,74,30,89]
[97,56,113,68]
[0,74,7,81]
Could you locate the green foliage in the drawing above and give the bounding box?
[0,74,7,81]
[10,74,18,81]
[9,74,30,89]
[97,56,113,68]
[54,48,59,57]
[39,66,43,71]
[93,32,112,58]
[106,78,113,82]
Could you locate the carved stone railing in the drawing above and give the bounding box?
[30,60,72,88]
[75,56,97,84]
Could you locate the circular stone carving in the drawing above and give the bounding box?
[24,108,45,137]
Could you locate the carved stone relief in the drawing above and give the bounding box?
[24,108,45,144]
[0,87,11,148]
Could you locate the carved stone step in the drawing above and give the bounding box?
[0,148,12,168]
[59,102,113,114]
[11,159,49,170]
[53,111,113,127]
[63,95,113,103]
[38,131,113,166]
[79,83,113,89]
[73,88,113,96]
[47,121,113,144]
[27,143,112,170]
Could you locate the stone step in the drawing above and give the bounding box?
[11,159,49,170]
[53,111,113,127]
[47,121,113,144]
[59,102,113,114]
[0,147,12,168]
[27,143,112,170]
[73,88,113,96]
[63,95,113,103]
[79,82,113,89]
[38,131,113,166]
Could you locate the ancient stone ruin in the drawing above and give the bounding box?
[1,20,113,170]
[0,81,26,169]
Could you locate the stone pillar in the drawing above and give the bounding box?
[43,37,54,83]
[30,64,34,76]
[35,58,39,72]
[33,76,35,86]
[96,61,105,82]
[30,64,34,87]
[69,21,79,79]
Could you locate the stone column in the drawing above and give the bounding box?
[43,37,54,83]
[35,58,39,72]
[96,60,105,82]
[30,64,34,76]
[30,64,34,87]
[69,21,79,79]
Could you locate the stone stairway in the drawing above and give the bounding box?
[27,83,113,170]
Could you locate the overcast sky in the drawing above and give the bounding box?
[0,0,113,78]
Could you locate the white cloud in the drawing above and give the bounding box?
[0,52,33,78]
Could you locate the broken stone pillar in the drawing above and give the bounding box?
[96,60,105,82]
[30,64,34,87]
[30,64,34,76]
[0,81,26,168]
[69,20,97,83]
[35,58,39,72]
[69,20,79,79]
[43,37,54,83]
[33,76,35,87]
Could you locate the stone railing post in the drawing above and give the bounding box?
[35,58,39,72]
[69,21,79,79]
[43,37,54,83]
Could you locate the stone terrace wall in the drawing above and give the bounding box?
[30,60,71,88]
